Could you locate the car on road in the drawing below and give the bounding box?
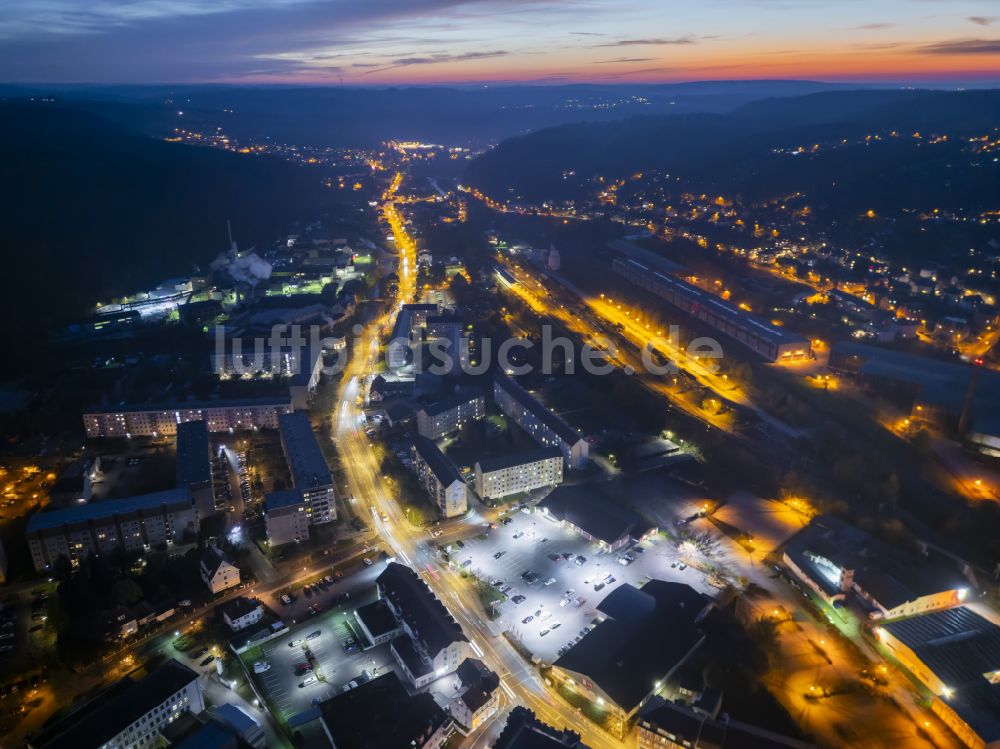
[324,575,334,585]
[543,578,556,586]
[299,675,318,688]
[253,661,270,674]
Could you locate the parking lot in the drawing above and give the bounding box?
[451,506,714,662]
[246,588,398,723]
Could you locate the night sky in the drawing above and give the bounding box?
[0,0,998,84]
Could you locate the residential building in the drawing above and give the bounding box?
[447,658,501,735]
[551,581,711,728]
[377,562,471,687]
[27,659,204,749]
[318,671,452,749]
[199,545,241,594]
[493,374,589,469]
[538,485,656,552]
[474,447,563,501]
[611,245,811,362]
[636,696,814,749]
[876,606,1000,749]
[26,488,198,572]
[493,707,588,749]
[263,411,336,545]
[354,599,403,646]
[416,389,484,439]
[782,515,969,620]
[176,420,215,518]
[221,597,264,632]
[83,398,293,438]
[388,303,440,369]
[410,435,468,518]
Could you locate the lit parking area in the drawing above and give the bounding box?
[246,589,398,723]
[452,507,711,661]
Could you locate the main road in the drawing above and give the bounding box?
[331,173,628,749]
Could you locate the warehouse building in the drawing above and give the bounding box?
[876,606,1000,749]
[538,484,656,553]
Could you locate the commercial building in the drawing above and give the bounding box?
[26,488,198,572]
[410,435,469,518]
[782,515,969,620]
[538,485,656,553]
[636,696,813,749]
[493,707,588,749]
[551,581,710,727]
[377,563,471,688]
[199,545,241,594]
[83,398,293,438]
[493,374,589,469]
[263,411,336,546]
[221,597,264,632]
[611,251,811,362]
[318,671,453,749]
[175,420,215,518]
[447,658,501,734]
[416,389,485,440]
[876,606,1000,749]
[28,659,204,749]
[474,447,563,501]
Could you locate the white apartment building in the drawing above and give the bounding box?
[474,447,563,501]
[416,390,484,440]
[83,398,293,438]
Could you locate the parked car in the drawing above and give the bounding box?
[299,675,318,688]
[281,594,292,605]
[253,661,271,674]
[199,655,215,667]
[543,578,556,586]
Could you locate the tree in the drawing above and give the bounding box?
[110,578,143,607]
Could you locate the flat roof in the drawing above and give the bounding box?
[476,446,563,474]
[176,419,211,487]
[278,411,333,489]
[494,374,583,446]
[554,580,708,713]
[26,487,192,534]
[84,396,292,415]
[263,487,304,512]
[421,388,482,418]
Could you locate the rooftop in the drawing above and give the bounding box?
[262,487,304,512]
[883,606,1000,742]
[31,659,199,749]
[278,411,333,489]
[318,671,449,749]
[494,374,583,446]
[26,487,192,534]
[420,388,482,418]
[355,599,400,639]
[639,697,812,749]
[476,446,563,474]
[411,435,463,487]
[377,562,467,659]
[493,706,587,749]
[83,396,292,415]
[553,580,709,713]
[221,597,261,622]
[176,420,212,487]
[538,484,653,547]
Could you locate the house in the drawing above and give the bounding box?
[199,545,241,594]
[377,563,471,687]
[447,658,501,734]
[493,707,587,749]
[221,597,264,632]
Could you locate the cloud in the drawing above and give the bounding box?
[569,31,604,37]
[968,16,996,27]
[920,38,1000,54]
[595,36,696,47]
[593,57,656,64]
[853,23,893,30]
[360,49,511,74]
